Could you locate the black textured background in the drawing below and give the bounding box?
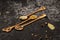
[0,0,60,40]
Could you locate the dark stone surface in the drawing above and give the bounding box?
[0,0,60,40]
